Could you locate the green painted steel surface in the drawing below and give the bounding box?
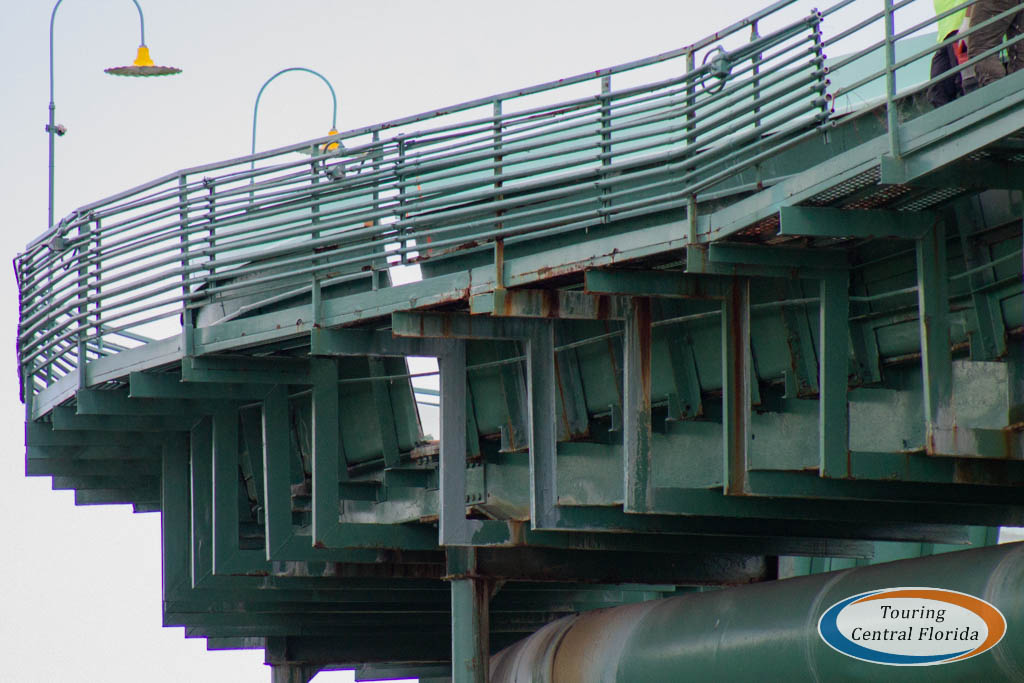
[13,0,1024,677]
[491,542,1024,682]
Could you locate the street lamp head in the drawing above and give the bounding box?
[323,128,341,152]
[104,45,181,77]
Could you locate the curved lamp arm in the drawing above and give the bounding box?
[50,0,146,103]
[251,67,339,166]
[47,0,177,228]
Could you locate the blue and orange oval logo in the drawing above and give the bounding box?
[817,587,1006,666]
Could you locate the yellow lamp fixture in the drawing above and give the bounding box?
[48,0,181,228]
[323,128,341,152]
[105,45,182,77]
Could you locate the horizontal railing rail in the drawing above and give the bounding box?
[16,0,1018,403]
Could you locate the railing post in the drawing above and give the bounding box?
[371,130,383,290]
[203,176,217,280]
[310,145,321,238]
[19,252,36,417]
[884,0,900,157]
[813,11,828,121]
[76,217,91,390]
[311,274,322,330]
[22,358,35,420]
[600,75,612,224]
[397,136,409,265]
[751,20,762,129]
[180,175,194,356]
[42,233,54,386]
[494,99,505,291]
[686,50,698,245]
[92,216,103,357]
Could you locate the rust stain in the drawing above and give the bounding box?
[553,353,572,439]
[494,238,505,290]
[726,281,747,495]
[637,298,652,407]
[545,290,560,319]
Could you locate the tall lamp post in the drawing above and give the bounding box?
[48,0,181,228]
[250,67,339,177]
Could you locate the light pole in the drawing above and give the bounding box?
[250,67,340,177]
[47,0,181,228]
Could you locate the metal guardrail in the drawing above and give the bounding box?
[14,0,1013,401]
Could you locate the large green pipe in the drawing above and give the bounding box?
[491,543,1024,682]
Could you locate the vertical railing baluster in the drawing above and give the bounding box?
[884,0,900,157]
[600,75,612,224]
[311,145,321,240]
[686,50,699,245]
[76,216,92,390]
[18,255,37,416]
[372,130,382,290]
[93,216,103,357]
[493,99,505,287]
[201,177,217,286]
[813,11,828,123]
[42,235,53,386]
[398,136,409,265]
[76,221,88,388]
[312,273,322,330]
[179,175,194,357]
[751,21,762,130]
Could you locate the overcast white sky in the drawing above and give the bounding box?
[0,1,946,681]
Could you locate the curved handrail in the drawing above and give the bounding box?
[21,0,1001,407]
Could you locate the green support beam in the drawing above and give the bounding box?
[527,321,559,529]
[779,206,932,239]
[916,222,954,453]
[819,272,851,478]
[472,288,628,319]
[585,269,731,299]
[722,278,751,496]
[447,548,489,683]
[623,297,653,512]
[312,358,344,544]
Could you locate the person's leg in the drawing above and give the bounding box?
[1006,10,1024,76]
[967,0,1015,86]
[927,41,958,106]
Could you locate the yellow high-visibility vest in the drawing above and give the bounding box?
[934,0,967,41]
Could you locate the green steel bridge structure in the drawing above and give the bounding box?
[15,0,1024,680]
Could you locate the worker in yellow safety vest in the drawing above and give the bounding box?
[928,0,971,106]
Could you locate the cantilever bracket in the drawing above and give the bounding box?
[393,311,560,535]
